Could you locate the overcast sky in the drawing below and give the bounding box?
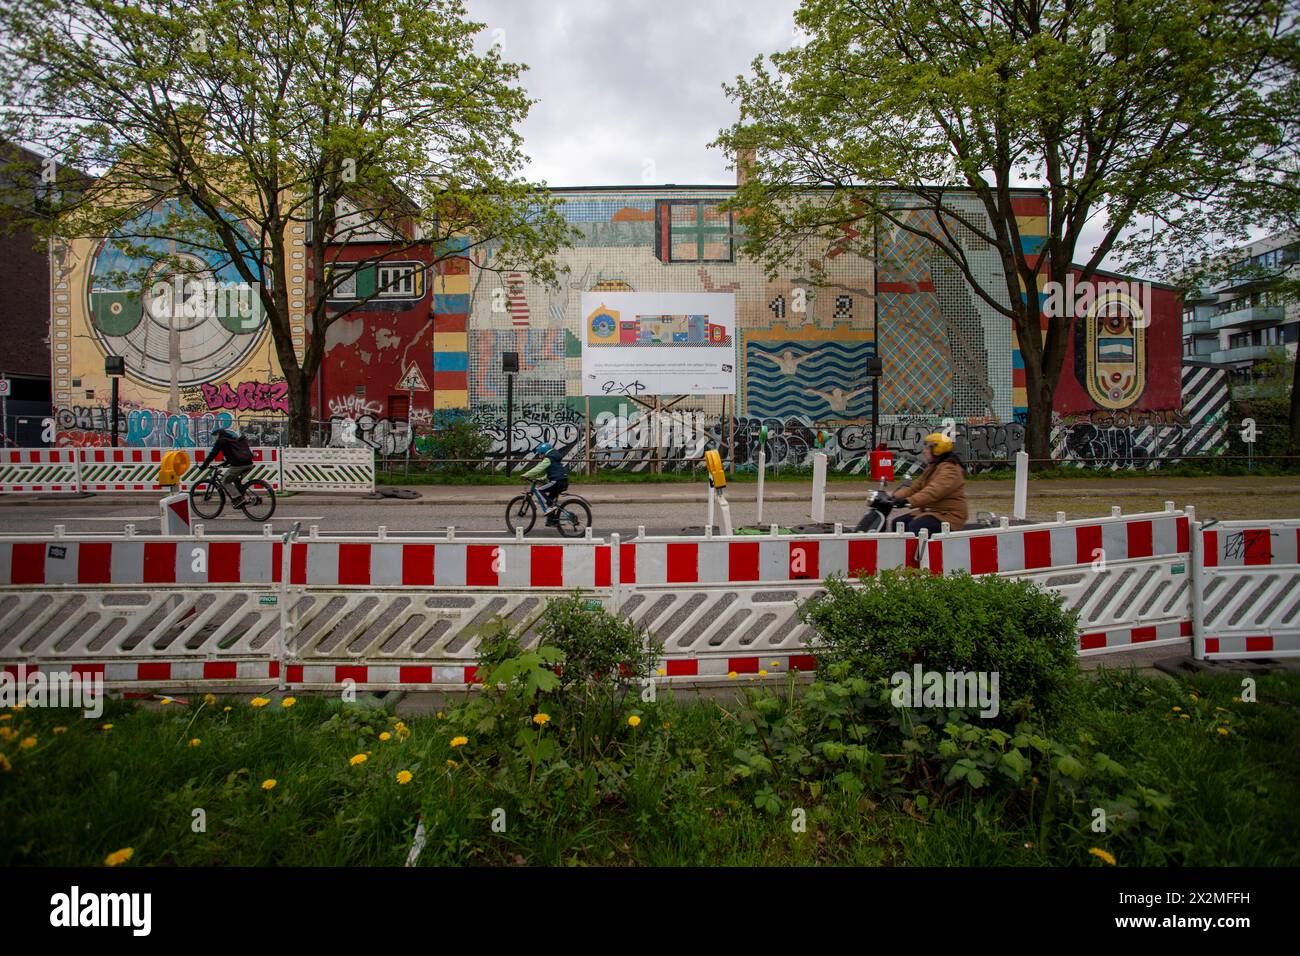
[464,0,799,187]
[461,0,1140,268]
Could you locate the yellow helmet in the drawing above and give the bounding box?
[923,432,954,455]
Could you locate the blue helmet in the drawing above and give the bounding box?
[535,442,553,456]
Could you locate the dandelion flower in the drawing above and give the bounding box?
[759,669,768,677]
[1172,706,1182,712]
[436,711,445,719]
[450,736,468,748]
[53,726,66,735]
[223,706,232,713]
[377,732,390,742]
[1088,848,1116,866]
[280,697,296,709]
[1217,727,1229,736]
[728,671,738,680]
[100,723,113,732]
[203,693,217,706]
[349,753,368,766]
[104,848,134,867]
[656,668,666,676]
[159,697,173,706]
[1233,696,1242,703]
[19,737,36,750]
[770,661,780,667]
[261,778,277,790]
[0,714,11,722]
[0,727,14,742]
[627,715,641,728]
[396,770,413,785]
[250,697,270,708]
[532,713,551,726]
[188,738,201,748]
[1180,714,1190,720]
[1190,693,1199,701]
[446,759,458,768]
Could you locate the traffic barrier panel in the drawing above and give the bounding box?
[1195,519,1300,659]
[0,448,81,492]
[75,447,281,493]
[281,447,374,492]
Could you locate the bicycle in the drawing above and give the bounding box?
[505,479,592,537]
[189,464,277,522]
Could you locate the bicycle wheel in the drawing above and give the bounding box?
[553,497,592,538]
[239,479,277,522]
[505,494,537,534]
[189,477,225,520]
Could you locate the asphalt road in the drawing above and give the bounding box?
[2,475,1298,537]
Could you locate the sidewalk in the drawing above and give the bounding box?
[2,475,1300,506]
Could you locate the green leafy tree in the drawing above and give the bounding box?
[716,0,1291,465]
[0,0,572,444]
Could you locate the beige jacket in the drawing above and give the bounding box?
[896,457,968,528]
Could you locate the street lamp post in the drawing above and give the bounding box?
[105,355,125,446]
[503,351,519,475]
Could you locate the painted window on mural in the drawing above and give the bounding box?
[655,200,733,263]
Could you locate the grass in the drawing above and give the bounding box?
[2,669,1297,867]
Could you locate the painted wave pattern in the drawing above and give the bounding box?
[746,340,874,418]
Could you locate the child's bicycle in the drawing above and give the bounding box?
[189,465,277,521]
[505,479,592,537]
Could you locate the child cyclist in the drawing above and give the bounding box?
[520,441,568,525]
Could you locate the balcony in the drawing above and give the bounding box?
[1208,344,1278,365]
[1209,304,1286,331]
[1183,318,1214,335]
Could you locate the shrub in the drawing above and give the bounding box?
[418,417,492,473]
[536,593,662,693]
[798,569,1078,719]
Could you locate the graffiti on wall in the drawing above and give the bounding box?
[201,380,290,414]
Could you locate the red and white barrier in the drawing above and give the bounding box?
[1195,519,1300,660]
[0,448,81,492]
[922,511,1188,576]
[76,447,281,493]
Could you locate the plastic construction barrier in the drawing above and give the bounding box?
[1194,519,1300,659]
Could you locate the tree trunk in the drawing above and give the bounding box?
[288,371,313,447]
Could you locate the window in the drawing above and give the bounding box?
[378,264,417,297]
[655,200,734,263]
[331,268,357,299]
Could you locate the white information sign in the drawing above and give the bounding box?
[580,292,736,397]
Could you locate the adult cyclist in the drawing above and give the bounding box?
[197,427,255,507]
[520,441,568,525]
[886,432,968,535]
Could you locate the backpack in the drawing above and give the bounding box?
[224,432,254,466]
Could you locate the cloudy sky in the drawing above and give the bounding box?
[464,0,799,187]
[462,0,1135,267]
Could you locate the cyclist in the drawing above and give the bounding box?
[198,426,255,507]
[887,432,968,535]
[520,441,568,525]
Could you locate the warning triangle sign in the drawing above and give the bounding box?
[396,363,430,391]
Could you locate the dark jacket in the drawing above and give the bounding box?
[201,432,254,468]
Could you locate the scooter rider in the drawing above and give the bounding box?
[888,432,969,535]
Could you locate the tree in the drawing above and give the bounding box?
[715,0,1292,465]
[0,0,572,444]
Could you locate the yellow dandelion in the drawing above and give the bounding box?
[1172,706,1182,712]
[0,714,11,722]
[770,661,780,667]
[379,732,392,741]
[100,723,113,732]
[104,848,134,867]
[223,706,232,713]
[627,715,641,728]
[19,736,36,750]
[446,759,458,768]
[250,697,270,708]
[0,727,14,741]
[1190,693,1199,701]
[1217,727,1229,736]
[656,668,666,676]
[280,697,296,709]
[53,726,66,735]
[349,753,368,766]
[261,778,277,790]
[203,693,217,706]
[436,711,445,719]
[188,738,201,747]
[449,736,468,748]
[0,753,10,772]
[728,671,738,680]
[532,713,551,726]
[159,697,173,706]
[759,669,769,677]
[1180,714,1190,720]
[396,770,413,785]
[1088,848,1116,866]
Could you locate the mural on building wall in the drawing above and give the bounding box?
[53,197,291,446]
